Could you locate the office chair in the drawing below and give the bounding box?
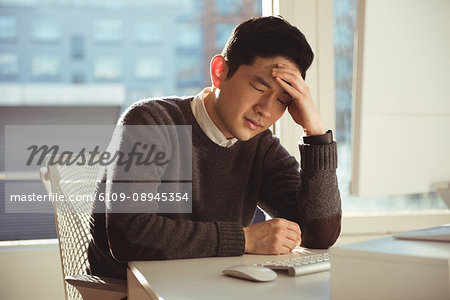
[40,155,127,300]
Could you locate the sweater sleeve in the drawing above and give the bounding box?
[105,105,244,263]
[257,137,341,249]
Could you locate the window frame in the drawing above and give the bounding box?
[274,0,450,237]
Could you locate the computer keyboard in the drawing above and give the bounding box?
[258,252,330,276]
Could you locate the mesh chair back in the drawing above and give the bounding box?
[47,156,104,300]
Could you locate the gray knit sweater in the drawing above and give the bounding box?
[88,97,341,279]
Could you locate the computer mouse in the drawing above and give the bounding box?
[223,265,277,282]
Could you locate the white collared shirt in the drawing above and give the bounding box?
[190,88,238,148]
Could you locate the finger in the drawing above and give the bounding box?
[285,220,301,232]
[287,228,302,245]
[286,221,302,242]
[281,236,299,251]
[272,69,303,92]
[276,63,301,73]
[274,64,305,84]
[275,76,301,99]
[273,218,298,231]
[281,246,294,254]
[273,222,300,242]
[283,228,301,244]
[272,245,296,255]
[273,64,302,79]
[270,219,299,242]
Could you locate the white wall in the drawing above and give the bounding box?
[0,240,65,300]
[351,0,450,196]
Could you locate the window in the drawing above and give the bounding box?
[0,53,18,77]
[214,23,236,50]
[333,0,446,214]
[31,55,60,79]
[94,19,122,43]
[71,35,84,59]
[0,16,16,40]
[94,56,122,80]
[215,0,243,15]
[0,0,262,242]
[135,22,163,44]
[72,72,85,84]
[176,86,203,98]
[31,18,60,42]
[176,53,203,84]
[135,57,163,80]
[176,22,202,51]
[178,0,204,12]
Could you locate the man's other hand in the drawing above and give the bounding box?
[243,218,302,254]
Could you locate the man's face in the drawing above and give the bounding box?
[213,56,297,141]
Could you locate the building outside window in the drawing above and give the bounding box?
[135,57,163,80]
[176,53,203,85]
[31,18,60,42]
[31,55,60,79]
[214,0,243,15]
[0,52,18,77]
[214,23,235,50]
[93,19,122,43]
[0,16,16,40]
[135,21,163,44]
[71,35,84,59]
[94,56,122,80]
[71,72,85,84]
[176,22,202,51]
[0,0,262,242]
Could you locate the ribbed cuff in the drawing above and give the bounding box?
[303,129,333,145]
[215,221,245,257]
[301,213,342,249]
[299,141,337,171]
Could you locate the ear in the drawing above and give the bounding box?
[210,55,228,89]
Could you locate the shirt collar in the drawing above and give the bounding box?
[190,88,238,148]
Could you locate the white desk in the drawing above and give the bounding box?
[127,249,330,300]
[331,236,450,299]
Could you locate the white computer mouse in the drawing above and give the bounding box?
[223,265,277,282]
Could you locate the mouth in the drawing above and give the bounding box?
[244,117,263,131]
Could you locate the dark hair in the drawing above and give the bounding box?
[221,16,314,80]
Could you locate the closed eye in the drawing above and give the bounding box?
[251,82,290,106]
[250,83,264,93]
[277,98,289,105]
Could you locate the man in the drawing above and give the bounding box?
[88,16,341,280]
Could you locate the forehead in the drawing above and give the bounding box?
[240,56,299,74]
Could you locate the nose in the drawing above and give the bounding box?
[254,94,273,119]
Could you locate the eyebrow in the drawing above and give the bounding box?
[252,75,290,96]
[252,75,273,90]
